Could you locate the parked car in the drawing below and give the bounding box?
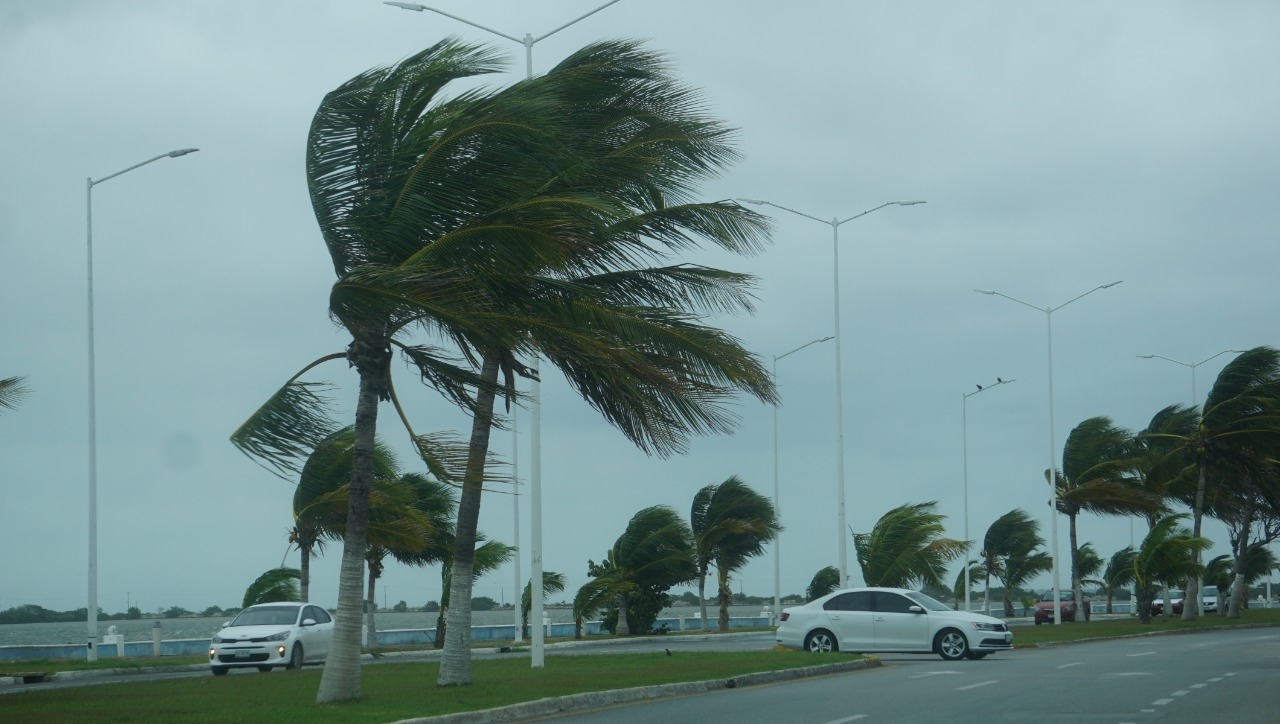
[1201,586,1219,613]
[775,587,1012,661]
[1033,589,1092,624]
[1150,590,1185,616]
[209,602,334,675]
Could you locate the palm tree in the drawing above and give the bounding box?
[242,568,301,608]
[1132,513,1210,624]
[572,577,614,639]
[981,509,1052,617]
[806,566,840,602]
[587,506,696,636]
[0,376,29,414]
[690,476,781,630]
[853,502,967,590]
[1097,546,1137,614]
[521,571,566,638]
[1058,416,1162,622]
[1143,347,1280,621]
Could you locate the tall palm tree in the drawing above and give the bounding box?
[981,509,1052,617]
[1097,546,1137,614]
[1144,347,1280,621]
[1132,513,1210,624]
[0,376,29,414]
[806,566,840,602]
[1058,416,1163,622]
[587,506,696,636]
[690,476,781,630]
[854,502,967,590]
[572,576,614,639]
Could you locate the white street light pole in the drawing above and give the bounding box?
[772,336,833,623]
[386,0,623,669]
[740,198,924,588]
[1136,350,1245,408]
[86,148,198,661]
[962,377,1015,614]
[974,282,1121,625]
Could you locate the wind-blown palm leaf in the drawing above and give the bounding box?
[242,567,301,608]
[0,376,30,413]
[855,502,967,590]
[521,571,567,631]
[1132,513,1211,623]
[689,475,780,629]
[806,566,840,602]
[981,509,1052,616]
[232,372,343,478]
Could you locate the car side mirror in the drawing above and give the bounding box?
[220,621,230,628]
[908,605,924,614]
[301,618,316,627]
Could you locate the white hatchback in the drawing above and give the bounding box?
[209,602,334,675]
[776,587,1013,660]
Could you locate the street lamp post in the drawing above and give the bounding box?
[962,377,1014,614]
[86,148,198,661]
[386,0,622,669]
[1136,348,1243,616]
[772,336,833,624]
[974,282,1121,625]
[740,198,924,588]
[1136,350,1245,408]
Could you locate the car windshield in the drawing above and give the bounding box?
[1042,591,1075,601]
[230,606,299,627]
[903,591,951,612]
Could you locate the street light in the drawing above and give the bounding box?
[974,281,1121,624]
[1136,350,1245,407]
[86,147,198,661]
[739,198,925,588]
[771,335,834,624]
[962,377,1014,614]
[386,0,622,669]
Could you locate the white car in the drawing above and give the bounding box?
[209,602,334,675]
[776,587,1012,661]
[1201,586,1219,614]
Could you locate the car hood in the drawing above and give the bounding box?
[929,609,1006,626]
[215,624,295,640]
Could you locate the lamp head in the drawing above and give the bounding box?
[974,289,996,295]
[1100,281,1122,289]
[384,1,425,10]
[737,198,765,205]
[168,148,199,157]
[895,200,926,206]
[1137,355,1155,359]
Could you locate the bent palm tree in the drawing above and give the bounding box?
[521,571,566,638]
[806,566,840,602]
[588,506,696,636]
[242,568,301,608]
[0,376,29,414]
[1097,546,1137,613]
[1132,514,1210,624]
[982,509,1052,617]
[1058,416,1162,622]
[854,502,966,590]
[690,476,781,630]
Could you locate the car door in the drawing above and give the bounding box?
[303,605,332,660]
[871,591,929,651]
[822,591,874,651]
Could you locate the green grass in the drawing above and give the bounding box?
[0,651,827,723]
[1011,606,1280,645]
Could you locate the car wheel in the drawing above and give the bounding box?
[1034,619,1042,626]
[287,644,304,670]
[804,630,837,653]
[211,666,229,676]
[1085,609,1091,622]
[257,666,273,673]
[935,629,969,661]
[964,651,988,660]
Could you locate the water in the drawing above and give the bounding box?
[0,605,770,646]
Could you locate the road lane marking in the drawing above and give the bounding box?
[1190,683,1207,689]
[1153,699,1173,706]
[1056,662,1083,669]
[908,671,962,679]
[956,680,998,691]
[1208,677,1223,682]
[1127,651,1157,657]
[1225,672,1237,676]
[822,716,867,724]
[1173,690,1189,696]
[1102,672,1151,677]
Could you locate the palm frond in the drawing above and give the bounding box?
[231,364,344,478]
[0,376,31,413]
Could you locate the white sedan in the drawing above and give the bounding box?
[209,602,334,675]
[776,587,1012,660]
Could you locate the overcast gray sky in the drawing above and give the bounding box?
[3,1,1278,615]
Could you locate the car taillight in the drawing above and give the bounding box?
[780,612,789,622]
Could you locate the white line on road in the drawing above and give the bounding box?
[1208,677,1223,682]
[1056,662,1083,669]
[1127,651,1157,657]
[822,716,867,724]
[1173,690,1189,696]
[1190,683,1207,689]
[1153,699,1173,706]
[956,680,999,691]
[908,671,962,679]
[1225,672,1237,677]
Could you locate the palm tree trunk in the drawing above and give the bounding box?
[1228,501,1255,620]
[299,541,311,603]
[1069,513,1084,622]
[366,566,378,652]
[438,353,501,687]
[1184,462,1209,621]
[717,567,731,632]
[316,334,388,704]
[697,566,709,630]
[615,592,631,636]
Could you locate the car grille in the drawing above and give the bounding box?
[979,638,1013,648]
[223,637,269,643]
[217,653,270,663]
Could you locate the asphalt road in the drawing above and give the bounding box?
[551,628,1280,723]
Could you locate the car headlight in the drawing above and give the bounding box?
[266,630,292,642]
[970,622,1002,631]
[211,635,225,644]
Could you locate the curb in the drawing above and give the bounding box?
[387,658,881,724]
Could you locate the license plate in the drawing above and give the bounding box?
[234,651,250,658]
